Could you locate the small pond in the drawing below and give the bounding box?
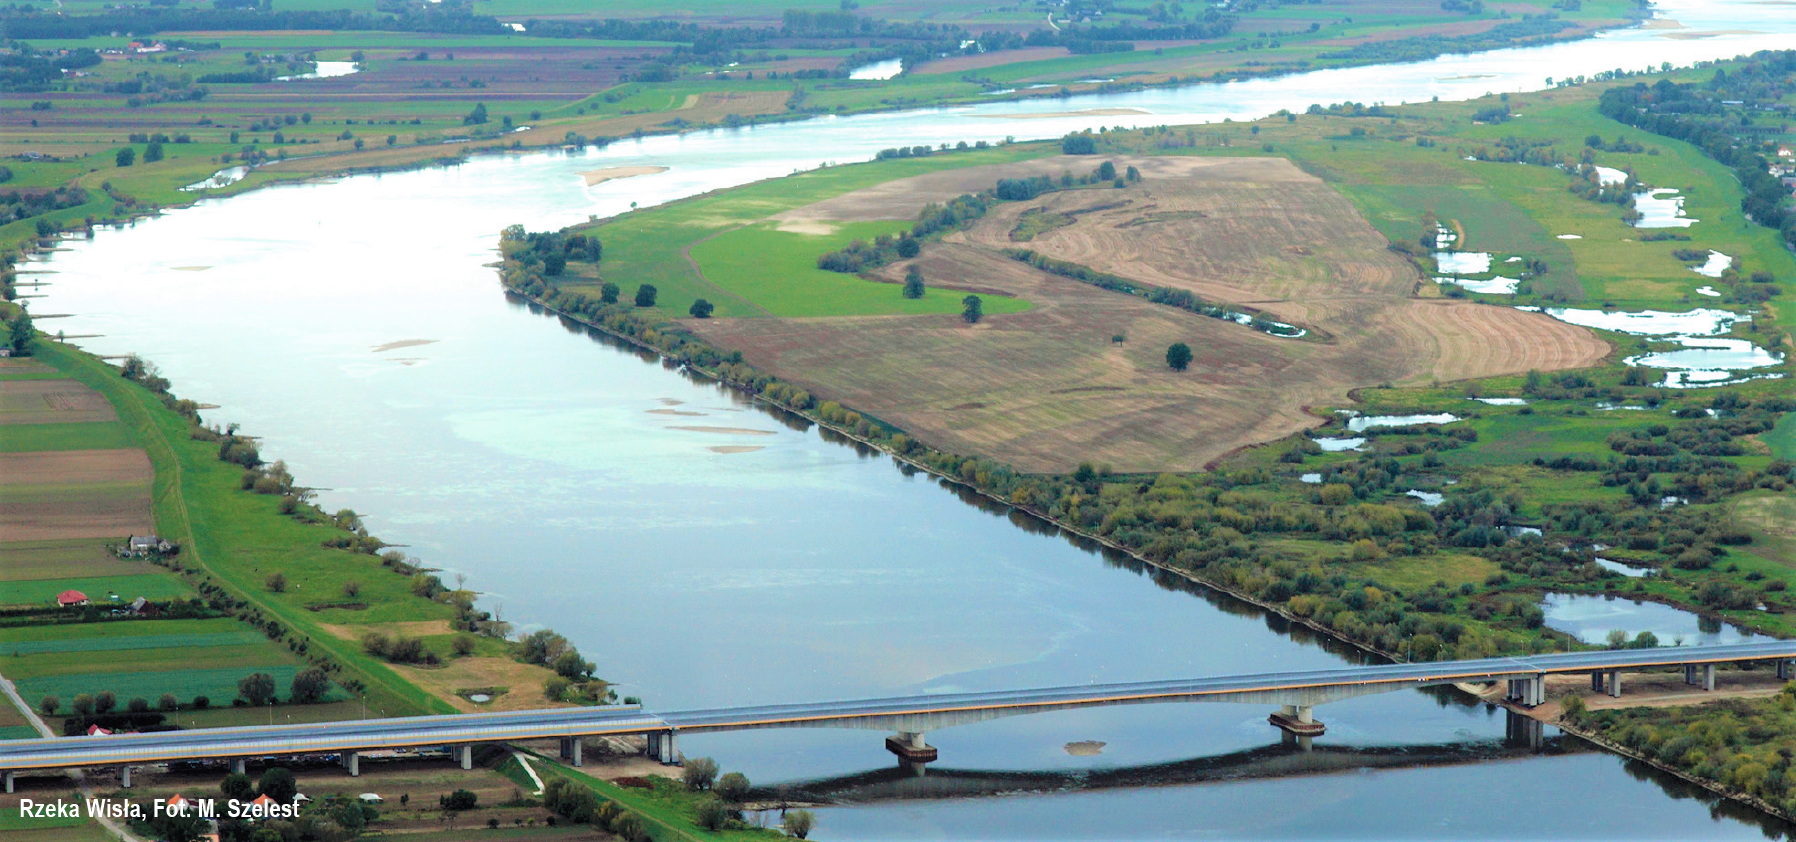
[1541,592,1759,646]
[1347,413,1460,432]
[1436,275,1519,294]
[180,166,249,192]
[848,58,904,80]
[276,60,360,81]
[1434,251,1492,274]
[1471,397,1528,405]
[1632,188,1698,228]
[1692,250,1733,278]
[1594,558,1651,578]
[1313,437,1366,452]
[1405,490,1444,506]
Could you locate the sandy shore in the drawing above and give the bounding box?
[975,107,1150,120]
[371,339,438,353]
[581,165,669,186]
[667,425,777,435]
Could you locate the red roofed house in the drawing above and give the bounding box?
[86,725,112,736]
[57,590,89,607]
[252,794,275,808]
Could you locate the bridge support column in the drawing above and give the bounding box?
[4,771,12,794]
[231,758,246,776]
[559,737,582,767]
[885,731,938,762]
[1685,665,1698,686]
[1269,704,1326,736]
[457,745,473,770]
[342,751,359,777]
[645,733,659,758]
[1779,660,1790,681]
[120,766,131,788]
[1607,670,1622,698]
[657,732,680,765]
[1704,664,1716,692]
[1590,672,1603,692]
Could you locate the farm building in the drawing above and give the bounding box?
[56,590,88,607]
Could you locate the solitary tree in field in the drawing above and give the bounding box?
[39,696,58,716]
[961,295,982,324]
[903,267,925,299]
[689,298,714,318]
[634,284,658,307]
[159,694,178,711]
[115,147,135,167]
[127,697,150,714]
[265,571,287,593]
[1096,160,1116,181]
[1166,342,1193,371]
[290,668,331,704]
[599,282,620,304]
[682,756,719,791]
[239,672,276,707]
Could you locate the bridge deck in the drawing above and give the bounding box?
[4,641,1792,771]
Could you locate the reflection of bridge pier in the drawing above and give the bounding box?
[885,731,938,762]
[1505,711,1544,750]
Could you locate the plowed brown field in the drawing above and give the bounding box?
[697,156,1608,472]
[0,379,118,424]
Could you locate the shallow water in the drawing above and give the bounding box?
[1434,252,1492,274]
[276,60,359,81]
[848,58,904,81]
[1405,490,1444,506]
[1693,250,1733,278]
[1471,397,1528,406]
[1528,307,1736,336]
[1313,437,1367,452]
[1594,558,1650,578]
[1437,275,1518,294]
[1632,188,1698,228]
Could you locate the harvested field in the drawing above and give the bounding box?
[0,539,146,582]
[0,494,154,542]
[0,379,118,424]
[0,360,55,375]
[0,449,150,487]
[699,156,1607,472]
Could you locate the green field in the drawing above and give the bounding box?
[0,620,267,656]
[17,665,341,708]
[0,422,134,452]
[0,574,194,606]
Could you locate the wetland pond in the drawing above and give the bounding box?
[29,1,1796,834]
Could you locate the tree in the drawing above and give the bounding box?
[599,282,620,304]
[634,284,658,307]
[257,767,297,803]
[451,634,476,657]
[290,668,331,704]
[440,789,478,810]
[961,295,982,324]
[1061,132,1095,154]
[115,147,135,167]
[716,771,751,802]
[542,254,566,276]
[7,308,33,356]
[264,571,287,592]
[39,696,58,716]
[785,809,816,839]
[696,798,730,831]
[221,772,255,800]
[902,267,925,299]
[463,103,488,125]
[689,298,714,318]
[520,629,570,665]
[551,650,593,680]
[94,691,116,714]
[148,811,210,842]
[239,672,276,706]
[1097,160,1117,181]
[159,694,178,711]
[896,237,921,259]
[193,695,210,710]
[143,142,164,163]
[681,756,719,791]
[127,696,150,713]
[1165,342,1193,371]
[71,694,94,716]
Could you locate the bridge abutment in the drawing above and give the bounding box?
[1269,704,1325,737]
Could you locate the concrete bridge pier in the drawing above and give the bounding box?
[1506,674,1547,707]
[120,766,131,788]
[1703,664,1716,691]
[455,745,473,770]
[884,731,938,762]
[1269,704,1325,737]
[342,751,359,777]
[230,758,246,775]
[559,737,583,767]
[1779,660,1791,681]
[4,771,12,794]
[1605,670,1622,698]
[645,731,680,765]
[1685,665,1697,685]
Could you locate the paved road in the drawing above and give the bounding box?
[4,641,1793,772]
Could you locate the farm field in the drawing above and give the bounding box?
[683,153,1605,472]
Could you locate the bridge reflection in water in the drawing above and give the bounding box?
[777,711,1557,805]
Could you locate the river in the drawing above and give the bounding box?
[27,1,1796,836]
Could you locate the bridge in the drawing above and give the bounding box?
[5,641,1793,791]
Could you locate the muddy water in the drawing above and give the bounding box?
[28,1,1796,835]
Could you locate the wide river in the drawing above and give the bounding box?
[29,1,1796,837]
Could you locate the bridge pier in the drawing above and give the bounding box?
[646,731,679,765]
[885,731,938,762]
[1269,704,1325,737]
[1685,665,1697,686]
[1779,660,1791,681]
[1606,670,1622,698]
[1704,664,1716,691]
[342,751,359,777]
[120,766,131,788]
[559,737,583,767]
[456,745,473,770]
[4,771,12,794]
[1505,676,1545,707]
[230,758,246,775]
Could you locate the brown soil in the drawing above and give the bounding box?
[0,495,153,542]
[1474,669,1789,723]
[0,448,149,486]
[0,378,118,424]
[390,656,571,713]
[317,619,456,641]
[701,157,1606,473]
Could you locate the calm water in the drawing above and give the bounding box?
[28,2,1796,836]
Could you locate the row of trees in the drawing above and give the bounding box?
[37,668,330,720]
